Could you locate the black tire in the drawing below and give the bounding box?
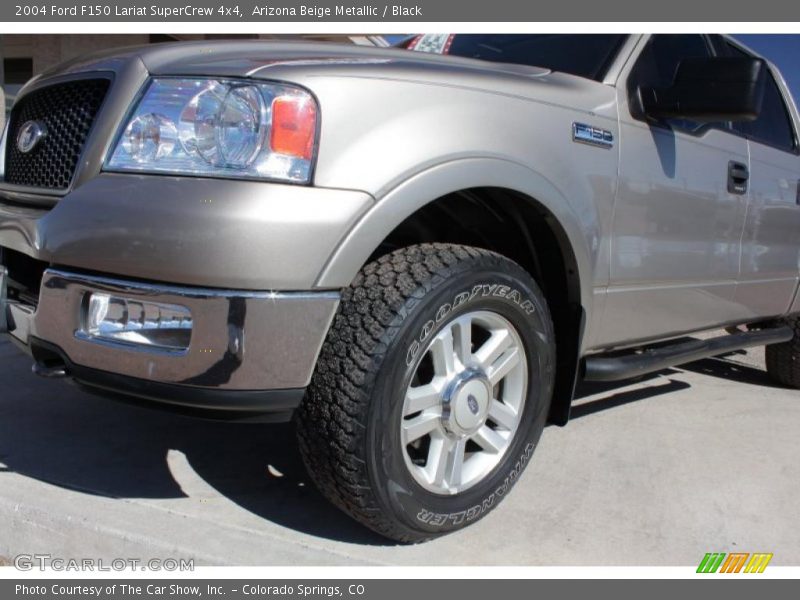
[296,243,555,542]
[765,316,800,388]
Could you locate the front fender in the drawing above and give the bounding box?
[314,157,598,324]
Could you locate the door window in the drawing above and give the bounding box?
[627,35,719,132]
[727,43,797,152]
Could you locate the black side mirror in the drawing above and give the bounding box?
[640,56,767,123]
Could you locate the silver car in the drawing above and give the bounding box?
[1,34,799,542]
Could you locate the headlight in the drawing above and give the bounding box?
[106,78,318,184]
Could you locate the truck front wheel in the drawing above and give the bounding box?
[296,243,555,542]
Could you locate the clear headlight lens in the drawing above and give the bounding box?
[107,78,318,183]
[218,85,264,168]
[122,113,178,162]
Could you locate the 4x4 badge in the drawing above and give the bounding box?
[16,120,47,154]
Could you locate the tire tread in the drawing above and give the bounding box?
[296,243,519,542]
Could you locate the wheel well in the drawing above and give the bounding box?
[368,187,583,425]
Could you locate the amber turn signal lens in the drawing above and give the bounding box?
[269,96,317,160]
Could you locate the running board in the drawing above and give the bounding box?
[583,326,793,383]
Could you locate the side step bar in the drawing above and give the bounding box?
[583,326,793,383]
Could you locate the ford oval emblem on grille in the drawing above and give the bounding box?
[16,120,47,154]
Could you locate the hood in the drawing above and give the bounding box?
[36,40,609,113]
[39,39,552,83]
[46,39,551,78]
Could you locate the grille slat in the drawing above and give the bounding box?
[4,79,110,190]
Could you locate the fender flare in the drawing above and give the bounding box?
[314,157,596,320]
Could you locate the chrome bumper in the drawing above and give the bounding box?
[3,268,338,403]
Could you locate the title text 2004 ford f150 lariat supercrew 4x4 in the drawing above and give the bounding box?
[1,34,799,542]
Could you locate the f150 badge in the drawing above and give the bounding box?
[572,122,614,149]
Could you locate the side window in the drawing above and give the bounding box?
[728,43,797,152]
[627,35,716,131]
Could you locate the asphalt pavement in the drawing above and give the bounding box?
[1,335,798,566]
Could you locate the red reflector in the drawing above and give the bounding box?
[270,96,317,160]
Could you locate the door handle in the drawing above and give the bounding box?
[728,161,749,195]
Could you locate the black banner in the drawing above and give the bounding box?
[3,0,800,22]
[3,580,799,600]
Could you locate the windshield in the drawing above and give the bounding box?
[402,34,628,81]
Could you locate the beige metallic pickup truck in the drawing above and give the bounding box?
[1,34,799,542]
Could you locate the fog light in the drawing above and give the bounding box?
[81,293,192,351]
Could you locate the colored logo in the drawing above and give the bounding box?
[16,120,47,154]
[697,552,773,573]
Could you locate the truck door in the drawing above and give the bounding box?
[597,34,750,348]
[725,41,800,319]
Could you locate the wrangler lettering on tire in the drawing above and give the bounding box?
[296,243,555,542]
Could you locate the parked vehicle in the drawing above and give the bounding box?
[1,34,799,542]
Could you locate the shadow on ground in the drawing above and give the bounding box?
[0,347,388,544]
[570,349,783,419]
[0,339,782,546]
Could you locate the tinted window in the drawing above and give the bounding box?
[727,43,796,152]
[627,35,716,131]
[629,35,712,91]
[405,34,626,81]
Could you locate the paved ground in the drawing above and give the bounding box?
[1,335,799,566]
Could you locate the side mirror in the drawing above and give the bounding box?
[640,56,767,123]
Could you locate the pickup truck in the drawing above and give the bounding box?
[1,34,799,543]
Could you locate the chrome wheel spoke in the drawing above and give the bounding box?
[488,399,518,431]
[487,346,521,386]
[452,316,473,366]
[473,425,506,454]
[476,329,513,372]
[448,439,466,488]
[430,328,457,377]
[404,383,441,416]
[427,436,466,489]
[426,435,449,486]
[402,411,441,445]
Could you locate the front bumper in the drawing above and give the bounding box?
[0,172,372,418]
[1,267,339,419]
